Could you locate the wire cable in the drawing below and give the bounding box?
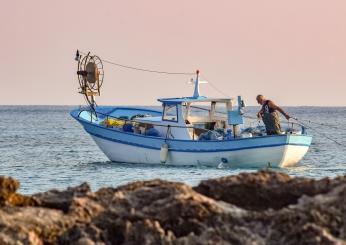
[200,75,231,98]
[292,118,342,131]
[303,125,343,146]
[244,114,344,146]
[79,50,195,76]
[289,117,344,146]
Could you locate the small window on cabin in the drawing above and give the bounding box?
[163,104,178,122]
[215,102,227,117]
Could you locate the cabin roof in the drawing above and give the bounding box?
[158,96,232,104]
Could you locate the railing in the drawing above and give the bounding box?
[77,107,307,140]
[186,105,306,135]
[281,120,306,134]
[77,108,211,140]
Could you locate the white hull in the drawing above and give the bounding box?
[91,135,309,168]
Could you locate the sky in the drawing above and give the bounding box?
[1,0,345,106]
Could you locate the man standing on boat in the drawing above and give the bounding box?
[256,95,291,135]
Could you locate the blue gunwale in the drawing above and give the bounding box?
[77,106,162,117]
[106,106,162,115]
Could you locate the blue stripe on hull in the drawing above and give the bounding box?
[88,131,310,153]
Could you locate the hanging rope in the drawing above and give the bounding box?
[200,75,231,98]
[207,81,232,98]
[289,117,344,146]
[303,125,343,146]
[78,50,195,76]
[292,118,342,131]
[102,58,195,75]
[242,114,344,147]
[77,50,234,97]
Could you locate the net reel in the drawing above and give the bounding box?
[75,50,104,110]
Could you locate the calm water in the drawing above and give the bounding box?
[1,105,345,194]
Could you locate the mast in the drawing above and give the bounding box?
[193,70,200,98]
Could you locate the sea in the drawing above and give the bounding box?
[1,105,345,194]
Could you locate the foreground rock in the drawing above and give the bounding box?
[194,171,346,211]
[0,171,345,244]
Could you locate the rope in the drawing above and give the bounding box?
[190,103,342,146]
[246,114,344,146]
[207,81,232,98]
[79,50,194,76]
[290,117,344,146]
[200,75,231,98]
[303,125,343,146]
[292,118,342,131]
[78,50,232,95]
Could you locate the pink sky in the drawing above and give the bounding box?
[1,0,346,106]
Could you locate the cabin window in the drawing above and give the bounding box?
[163,104,178,122]
[214,102,227,117]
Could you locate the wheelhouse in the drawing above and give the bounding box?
[156,96,236,139]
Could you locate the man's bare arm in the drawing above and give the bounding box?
[257,108,264,118]
[268,101,290,120]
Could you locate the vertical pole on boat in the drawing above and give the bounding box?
[160,125,170,163]
[227,96,245,138]
[193,70,200,98]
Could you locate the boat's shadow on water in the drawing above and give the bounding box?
[86,160,281,171]
[84,160,331,181]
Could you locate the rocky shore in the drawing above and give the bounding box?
[0,171,345,245]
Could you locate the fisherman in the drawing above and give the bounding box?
[256,95,290,135]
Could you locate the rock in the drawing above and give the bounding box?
[265,183,346,244]
[0,206,74,244]
[0,176,19,204]
[91,180,226,244]
[33,182,91,213]
[0,171,345,244]
[0,176,38,207]
[193,170,346,211]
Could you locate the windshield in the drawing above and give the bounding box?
[163,104,178,122]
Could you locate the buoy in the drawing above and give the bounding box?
[160,143,169,163]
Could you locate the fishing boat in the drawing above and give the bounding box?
[71,51,312,168]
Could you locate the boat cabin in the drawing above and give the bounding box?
[134,96,245,140]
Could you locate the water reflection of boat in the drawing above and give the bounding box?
[71,51,312,167]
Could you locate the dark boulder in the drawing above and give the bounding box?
[193,170,346,211]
